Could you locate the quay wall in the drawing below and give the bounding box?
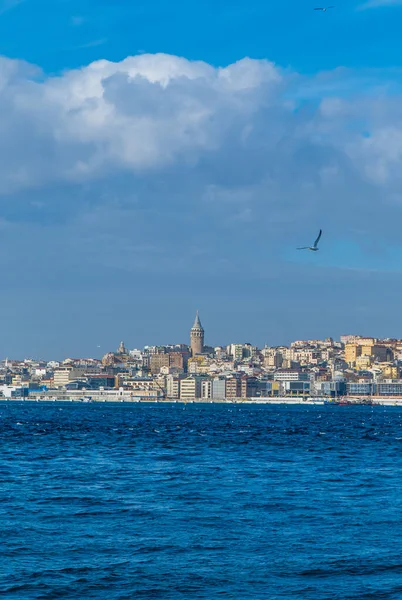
[3,391,402,405]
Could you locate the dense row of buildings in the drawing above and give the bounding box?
[2,314,402,400]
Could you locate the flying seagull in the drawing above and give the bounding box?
[297,230,322,252]
[314,6,334,10]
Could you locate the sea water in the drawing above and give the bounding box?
[1,402,402,599]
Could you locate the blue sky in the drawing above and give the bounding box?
[2,0,402,73]
[1,0,402,357]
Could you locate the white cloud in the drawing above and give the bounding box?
[75,38,108,49]
[2,52,402,351]
[0,53,284,192]
[358,0,402,10]
[0,51,401,231]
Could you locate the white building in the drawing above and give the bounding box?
[201,380,212,399]
[180,377,203,400]
[274,370,309,382]
[166,375,181,399]
[53,367,86,388]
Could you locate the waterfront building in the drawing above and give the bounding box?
[267,381,281,397]
[117,376,162,396]
[190,311,204,357]
[376,381,402,396]
[225,377,241,400]
[347,382,374,396]
[315,380,347,397]
[180,376,203,400]
[64,376,115,390]
[274,370,309,382]
[251,380,272,398]
[0,385,29,398]
[53,367,86,388]
[166,375,182,399]
[240,376,259,398]
[283,381,310,396]
[211,377,226,400]
[201,379,212,399]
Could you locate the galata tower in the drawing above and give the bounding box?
[190,310,204,357]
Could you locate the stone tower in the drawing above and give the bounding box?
[190,311,204,357]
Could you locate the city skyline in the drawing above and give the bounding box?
[3,325,402,403]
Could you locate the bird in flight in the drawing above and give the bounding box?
[314,6,334,11]
[297,230,322,252]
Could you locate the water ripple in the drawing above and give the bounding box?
[1,402,402,599]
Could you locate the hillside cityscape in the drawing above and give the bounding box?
[1,312,402,403]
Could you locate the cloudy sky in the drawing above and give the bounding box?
[1,0,402,358]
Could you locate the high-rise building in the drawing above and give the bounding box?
[190,311,204,357]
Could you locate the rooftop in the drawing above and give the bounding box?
[191,310,204,331]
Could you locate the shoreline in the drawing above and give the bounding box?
[2,397,402,406]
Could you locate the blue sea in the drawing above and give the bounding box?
[1,403,402,600]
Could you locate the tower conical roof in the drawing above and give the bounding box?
[191,310,204,331]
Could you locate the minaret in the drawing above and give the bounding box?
[190,311,204,357]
